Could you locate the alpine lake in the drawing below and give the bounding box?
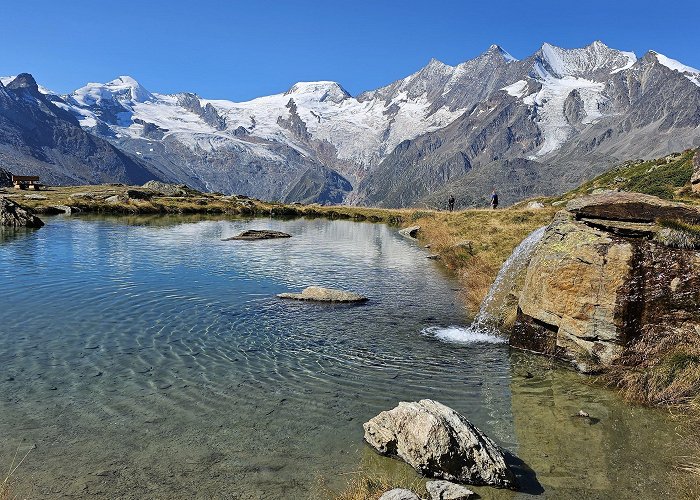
[0,215,692,499]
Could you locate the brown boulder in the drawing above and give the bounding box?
[511,193,700,371]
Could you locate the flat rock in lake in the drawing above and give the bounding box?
[222,230,292,241]
[277,286,367,303]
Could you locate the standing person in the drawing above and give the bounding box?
[490,189,499,210]
[448,194,455,212]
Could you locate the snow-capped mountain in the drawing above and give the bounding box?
[2,41,699,206]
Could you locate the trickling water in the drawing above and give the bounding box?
[475,226,547,324]
[422,226,546,344]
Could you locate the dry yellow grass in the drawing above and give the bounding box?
[410,207,556,312]
[1,445,33,500]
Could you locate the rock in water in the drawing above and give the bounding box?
[363,399,517,489]
[277,286,367,303]
[222,230,291,241]
[0,197,44,228]
[379,489,422,500]
[398,225,420,239]
[426,480,475,500]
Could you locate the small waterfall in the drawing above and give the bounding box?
[421,226,546,345]
[473,225,547,325]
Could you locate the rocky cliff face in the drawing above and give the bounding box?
[511,193,700,372]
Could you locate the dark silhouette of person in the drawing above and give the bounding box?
[491,189,499,209]
[448,195,455,212]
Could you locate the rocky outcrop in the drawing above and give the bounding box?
[277,286,367,303]
[692,151,700,193]
[0,167,12,188]
[142,180,189,197]
[363,399,517,489]
[222,230,292,241]
[0,197,44,228]
[511,192,700,371]
[426,481,475,500]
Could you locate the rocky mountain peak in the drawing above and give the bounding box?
[534,41,637,79]
[484,44,517,62]
[105,76,153,102]
[6,73,40,92]
[284,81,351,103]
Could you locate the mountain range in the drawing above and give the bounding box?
[1,41,699,207]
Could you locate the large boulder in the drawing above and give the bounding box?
[363,399,517,489]
[277,286,367,303]
[0,197,44,228]
[511,192,700,371]
[692,151,700,193]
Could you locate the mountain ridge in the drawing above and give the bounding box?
[1,40,699,206]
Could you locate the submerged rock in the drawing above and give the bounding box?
[399,225,420,239]
[426,480,475,500]
[511,192,700,371]
[379,489,422,500]
[0,197,44,228]
[363,399,517,489]
[277,286,367,303]
[222,230,292,241]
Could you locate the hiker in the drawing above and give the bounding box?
[490,189,499,209]
[448,195,455,212]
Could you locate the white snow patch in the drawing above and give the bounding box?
[526,72,606,156]
[654,52,700,87]
[610,51,637,73]
[502,80,528,98]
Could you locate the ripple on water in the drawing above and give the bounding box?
[0,216,691,499]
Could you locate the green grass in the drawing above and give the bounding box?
[568,149,697,201]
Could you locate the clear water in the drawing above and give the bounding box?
[0,216,691,499]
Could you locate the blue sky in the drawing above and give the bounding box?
[1,0,698,101]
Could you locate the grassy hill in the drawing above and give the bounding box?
[563,148,698,202]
